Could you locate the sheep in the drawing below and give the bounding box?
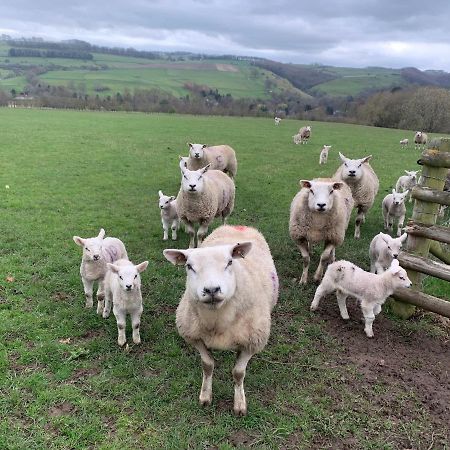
[414,131,428,150]
[102,259,148,347]
[400,138,409,147]
[274,117,281,125]
[369,232,408,274]
[395,170,419,202]
[319,145,332,164]
[310,259,412,337]
[163,224,278,416]
[382,189,409,237]
[158,190,180,241]
[289,178,354,284]
[73,228,128,314]
[298,125,311,144]
[176,164,235,248]
[333,152,379,239]
[292,133,303,145]
[186,143,237,179]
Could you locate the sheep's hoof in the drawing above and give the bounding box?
[365,331,374,338]
[102,311,110,319]
[118,339,126,347]
[163,237,168,241]
[199,396,212,407]
[310,304,318,312]
[341,315,350,321]
[233,406,247,416]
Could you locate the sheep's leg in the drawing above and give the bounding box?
[197,221,210,247]
[296,239,310,284]
[171,219,178,241]
[397,213,405,237]
[336,290,350,320]
[232,349,253,416]
[354,206,364,239]
[96,279,105,315]
[102,287,112,318]
[310,278,334,311]
[373,304,382,315]
[191,340,214,406]
[184,220,195,248]
[374,262,385,275]
[361,305,376,338]
[82,277,94,308]
[113,307,127,347]
[162,218,169,241]
[131,308,142,344]
[314,243,335,282]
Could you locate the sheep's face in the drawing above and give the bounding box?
[163,242,252,309]
[179,156,188,171]
[415,131,422,140]
[73,228,105,262]
[339,152,372,181]
[158,190,175,210]
[380,232,407,259]
[181,165,210,194]
[405,170,419,183]
[301,179,344,213]
[391,189,408,205]
[188,143,207,160]
[321,145,331,153]
[306,126,311,131]
[108,261,148,292]
[389,259,412,289]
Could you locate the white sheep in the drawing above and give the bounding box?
[289,178,354,284]
[319,145,332,164]
[176,164,235,248]
[163,224,278,416]
[186,143,237,179]
[274,117,281,125]
[395,170,419,202]
[382,189,409,237]
[333,152,379,239]
[158,190,180,241]
[414,131,428,150]
[297,125,311,144]
[310,259,412,337]
[400,138,409,147]
[292,133,303,145]
[103,259,148,347]
[73,228,128,313]
[369,232,408,274]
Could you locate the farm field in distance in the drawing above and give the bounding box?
[0,108,449,449]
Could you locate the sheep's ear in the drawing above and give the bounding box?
[400,233,408,243]
[339,152,347,163]
[300,179,311,189]
[392,188,396,194]
[163,249,189,266]
[404,170,410,175]
[188,143,193,148]
[202,144,207,149]
[158,190,163,197]
[380,232,390,244]
[332,182,344,190]
[390,259,401,275]
[98,228,105,239]
[201,163,211,174]
[107,263,120,273]
[231,242,252,259]
[135,261,149,273]
[170,196,176,201]
[361,155,372,164]
[73,236,85,246]
[403,190,409,197]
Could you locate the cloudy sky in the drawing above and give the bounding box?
[1,0,449,71]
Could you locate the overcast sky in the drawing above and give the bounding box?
[1,0,449,71]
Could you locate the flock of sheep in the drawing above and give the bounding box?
[72,123,425,415]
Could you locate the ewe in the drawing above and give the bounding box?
[186,143,237,179]
[414,131,428,150]
[164,225,278,416]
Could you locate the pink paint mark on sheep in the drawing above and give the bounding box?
[271,271,279,304]
[103,244,120,263]
[232,225,248,231]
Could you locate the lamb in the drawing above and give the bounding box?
[186,143,237,179]
[292,133,303,145]
[395,170,419,202]
[414,131,428,150]
[158,190,180,240]
[176,164,235,248]
[310,259,412,337]
[73,228,128,314]
[274,117,281,125]
[400,138,409,147]
[319,145,332,164]
[382,189,409,237]
[289,178,354,284]
[163,224,278,416]
[102,259,148,347]
[333,152,379,239]
[369,232,407,274]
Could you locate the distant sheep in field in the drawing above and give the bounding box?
[310,259,412,337]
[73,228,128,314]
[333,152,379,239]
[382,189,409,237]
[163,224,278,416]
[274,117,281,125]
[297,125,312,144]
[395,170,419,202]
[414,131,428,150]
[319,145,332,164]
[158,190,180,241]
[400,138,409,147]
[186,143,237,179]
[292,133,302,145]
[369,232,407,274]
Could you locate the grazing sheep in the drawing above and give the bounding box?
[186,143,237,179]
[163,224,278,416]
[369,232,407,274]
[289,178,354,284]
[400,138,409,147]
[176,164,235,248]
[414,131,428,150]
[158,190,180,241]
[274,117,281,125]
[73,228,128,313]
[319,145,332,164]
[333,152,379,239]
[103,259,148,346]
[382,189,409,237]
[310,259,412,337]
[395,170,419,202]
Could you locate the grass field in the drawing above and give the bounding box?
[0,109,449,449]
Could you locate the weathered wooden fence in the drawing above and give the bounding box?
[390,138,450,318]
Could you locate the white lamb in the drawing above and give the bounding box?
[176,164,235,248]
[103,259,148,347]
[333,152,379,239]
[186,143,237,179]
[395,170,419,203]
[319,145,332,164]
[400,138,409,147]
[369,232,407,274]
[414,131,428,150]
[310,259,412,337]
[382,189,409,237]
[292,133,303,145]
[163,224,278,416]
[274,117,281,125]
[73,228,128,313]
[289,178,354,284]
[158,190,180,241]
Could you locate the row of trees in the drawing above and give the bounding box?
[8,48,93,60]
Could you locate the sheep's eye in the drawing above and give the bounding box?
[119,276,123,280]
[183,175,188,180]
[344,163,348,167]
[226,260,233,268]
[329,190,334,195]
[387,246,391,250]
[399,276,405,280]
[358,163,362,168]
[198,175,202,180]
[309,189,314,195]
[186,263,195,272]
[85,247,90,251]
[134,274,137,279]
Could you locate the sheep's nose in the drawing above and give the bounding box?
[349,170,356,176]
[126,285,132,291]
[160,205,164,209]
[317,203,326,210]
[93,255,100,261]
[393,254,398,258]
[195,153,200,158]
[204,286,221,295]
[189,184,196,190]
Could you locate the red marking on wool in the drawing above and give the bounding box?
[232,225,247,231]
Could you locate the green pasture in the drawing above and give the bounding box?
[0,109,448,449]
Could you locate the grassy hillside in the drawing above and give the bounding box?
[1,109,449,449]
